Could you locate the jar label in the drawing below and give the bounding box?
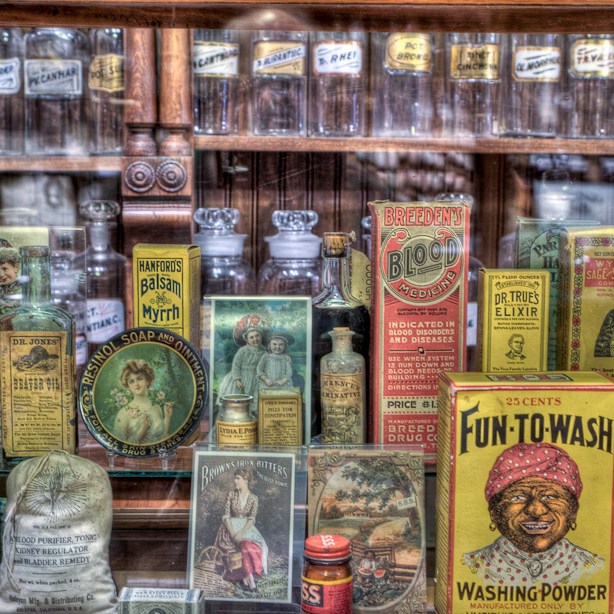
[570,39,614,78]
[25,59,83,96]
[301,575,353,614]
[194,42,239,77]
[0,330,76,456]
[385,33,433,72]
[467,301,478,347]
[512,46,561,82]
[321,371,364,444]
[0,58,21,95]
[76,333,87,367]
[450,44,500,80]
[216,419,257,443]
[313,42,363,76]
[86,299,126,343]
[88,54,124,92]
[253,42,306,76]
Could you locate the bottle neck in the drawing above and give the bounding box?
[87,222,114,252]
[320,254,357,305]
[22,252,51,308]
[331,333,354,354]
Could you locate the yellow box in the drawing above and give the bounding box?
[477,268,549,372]
[436,371,614,614]
[258,387,303,446]
[133,244,201,347]
[557,227,614,377]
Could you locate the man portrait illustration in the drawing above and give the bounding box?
[505,334,526,361]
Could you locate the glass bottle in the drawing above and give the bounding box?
[216,394,257,444]
[194,29,240,135]
[24,28,89,155]
[0,28,24,155]
[320,327,366,444]
[80,200,126,355]
[194,207,255,296]
[257,210,322,297]
[371,32,434,137]
[361,214,372,258]
[445,33,502,137]
[249,30,307,136]
[310,31,366,137]
[312,233,370,439]
[0,246,76,458]
[565,34,614,138]
[505,34,561,137]
[88,28,124,154]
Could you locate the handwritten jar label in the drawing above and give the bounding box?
[25,59,83,96]
[194,42,239,77]
[0,58,21,95]
[253,41,306,76]
[88,54,124,92]
[313,42,363,76]
[513,46,561,82]
[450,44,500,80]
[385,33,433,72]
[571,39,614,78]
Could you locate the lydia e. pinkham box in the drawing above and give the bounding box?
[369,200,470,459]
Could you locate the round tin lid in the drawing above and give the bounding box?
[304,534,351,560]
[79,327,208,458]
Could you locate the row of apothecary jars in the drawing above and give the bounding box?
[0,27,124,156]
[195,31,614,139]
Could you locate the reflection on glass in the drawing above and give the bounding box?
[0,28,23,155]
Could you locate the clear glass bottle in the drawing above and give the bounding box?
[194,30,240,135]
[80,200,126,355]
[312,233,370,439]
[88,28,124,154]
[0,28,24,155]
[445,33,502,137]
[310,31,366,137]
[193,207,255,295]
[24,28,89,155]
[361,214,372,258]
[320,327,366,444]
[258,210,321,296]
[249,30,307,136]
[0,246,77,458]
[505,34,561,137]
[371,32,434,137]
[565,34,614,138]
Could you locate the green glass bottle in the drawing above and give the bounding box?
[0,246,77,458]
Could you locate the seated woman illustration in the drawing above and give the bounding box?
[214,468,269,592]
[112,359,174,444]
[257,330,294,390]
[464,442,603,586]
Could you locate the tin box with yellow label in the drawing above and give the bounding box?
[436,371,614,614]
[477,269,549,372]
[133,244,201,348]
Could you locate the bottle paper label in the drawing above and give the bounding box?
[570,39,614,78]
[450,44,501,80]
[313,42,363,76]
[385,33,433,72]
[350,248,371,312]
[76,333,87,366]
[467,301,478,347]
[252,42,306,76]
[0,330,76,456]
[301,575,353,614]
[88,54,124,92]
[0,58,21,95]
[87,298,126,343]
[194,42,239,77]
[216,419,257,444]
[25,59,83,96]
[512,46,561,82]
[321,372,364,444]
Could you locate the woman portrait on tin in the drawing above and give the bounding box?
[0,240,21,313]
[112,359,175,444]
[463,442,603,586]
[214,468,269,592]
[257,330,294,390]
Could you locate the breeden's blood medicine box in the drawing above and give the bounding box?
[369,200,469,458]
[436,371,614,614]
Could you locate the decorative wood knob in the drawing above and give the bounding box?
[125,161,156,193]
[156,160,188,193]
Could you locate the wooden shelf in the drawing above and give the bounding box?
[195,135,614,155]
[0,156,122,173]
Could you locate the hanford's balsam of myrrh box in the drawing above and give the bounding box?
[369,200,469,457]
[476,268,549,372]
[435,371,614,614]
[557,227,614,378]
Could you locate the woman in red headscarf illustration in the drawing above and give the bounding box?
[463,442,603,586]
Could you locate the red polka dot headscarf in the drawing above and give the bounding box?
[485,442,582,502]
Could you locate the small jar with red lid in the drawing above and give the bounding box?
[301,534,353,614]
